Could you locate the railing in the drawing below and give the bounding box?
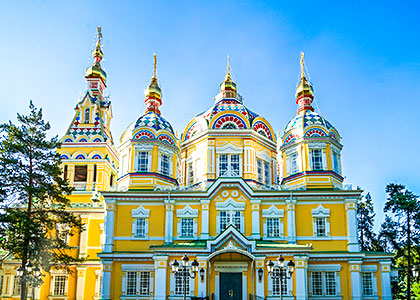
[73,182,87,190]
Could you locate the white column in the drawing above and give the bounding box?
[154,256,168,300]
[345,199,359,252]
[201,200,210,239]
[286,199,296,243]
[76,267,86,300]
[242,271,247,300]
[294,255,308,300]
[103,201,115,253]
[100,260,112,300]
[255,257,265,298]
[349,260,362,300]
[380,261,392,300]
[197,256,208,297]
[165,200,174,243]
[251,200,261,239]
[215,272,220,300]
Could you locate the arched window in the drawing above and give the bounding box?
[221,123,238,129]
[84,108,90,124]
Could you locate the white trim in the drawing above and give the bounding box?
[131,205,151,218]
[176,205,199,217]
[263,205,284,218]
[308,264,342,272]
[215,197,245,210]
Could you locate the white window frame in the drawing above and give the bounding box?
[288,152,300,175]
[121,265,154,297]
[176,205,198,239]
[216,198,245,234]
[267,267,292,296]
[262,205,284,240]
[160,153,171,176]
[132,205,150,239]
[332,151,341,174]
[94,269,101,297]
[361,265,378,297]
[187,162,195,186]
[308,143,327,171]
[13,275,21,295]
[84,107,90,124]
[312,205,331,237]
[308,265,342,297]
[137,151,149,172]
[49,271,68,297]
[217,153,241,177]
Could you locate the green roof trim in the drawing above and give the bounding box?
[150,240,207,249]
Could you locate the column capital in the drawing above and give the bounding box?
[349,259,363,272]
[153,255,169,269]
[293,254,309,269]
[345,199,357,210]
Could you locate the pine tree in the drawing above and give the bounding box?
[380,183,420,300]
[357,192,378,251]
[0,101,84,300]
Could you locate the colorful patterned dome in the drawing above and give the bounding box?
[182,87,275,142]
[135,112,174,134]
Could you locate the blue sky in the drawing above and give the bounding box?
[1,1,419,229]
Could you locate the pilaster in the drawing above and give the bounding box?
[165,200,174,243]
[345,199,359,252]
[103,201,115,253]
[255,256,265,298]
[294,254,308,300]
[100,260,112,300]
[380,261,392,300]
[197,256,208,297]
[251,199,261,239]
[286,199,296,243]
[76,267,86,300]
[154,255,168,300]
[201,200,210,239]
[349,259,362,300]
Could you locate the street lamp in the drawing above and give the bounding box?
[266,255,295,300]
[171,255,199,300]
[15,262,43,300]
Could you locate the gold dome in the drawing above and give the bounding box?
[144,54,162,100]
[219,55,237,96]
[85,26,107,83]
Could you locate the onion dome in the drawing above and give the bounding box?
[282,53,340,146]
[85,26,107,83]
[182,56,275,143]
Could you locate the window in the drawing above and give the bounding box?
[175,273,189,295]
[134,218,146,238]
[333,151,340,174]
[315,217,327,237]
[74,165,87,182]
[84,108,90,123]
[257,159,270,184]
[161,154,171,176]
[180,218,194,237]
[187,163,194,185]
[310,149,323,170]
[267,218,280,237]
[272,269,287,295]
[310,271,337,296]
[93,164,97,183]
[325,271,336,296]
[362,272,373,296]
[218,154,240,177]
[53,275,66,296]
[110,174,114,187]
[13,276,21,295]
[56,223,70,244]
[221,123,237,129]
[63,165,68,180]
[139,272,151,295]
[220,211,241,231]
[311,272,323,296]
[126,272,137,295]
[289,152,299,174]
[138,151,149,172]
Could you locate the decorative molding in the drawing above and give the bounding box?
[215,197,245,211]
[131,205,150,218]
[312,204,330,217]
[262,205,284,218]
[176,205,198,217]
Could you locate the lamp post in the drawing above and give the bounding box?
[171,255,199,300]
[266,255,295,300]
[16,262,42,300]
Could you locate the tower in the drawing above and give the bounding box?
[279,53,343,189]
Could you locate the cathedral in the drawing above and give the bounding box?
[0,28,393,300]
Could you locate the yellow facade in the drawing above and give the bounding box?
[0,35,393,300]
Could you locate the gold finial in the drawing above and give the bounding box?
[153,53,157,78]
[96,26,102,48]
[300,52,305,78]
[227,55,230,74]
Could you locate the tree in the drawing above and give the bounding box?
[381,183,420,300]
[357,192,378,251]
[0,101,84,300]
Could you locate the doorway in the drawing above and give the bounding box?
[220,272,242,300]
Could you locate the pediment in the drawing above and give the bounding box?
[215,197,245,211]
[176,205,198,217]
[312,204,330,217]
[207,225,255,253]
[132,205,150,218]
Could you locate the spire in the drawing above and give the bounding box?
[144,53,162,114]
[85,26,107,84]
[219,55,237,98]
[295,52,314,113]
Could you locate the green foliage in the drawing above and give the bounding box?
[357,193,379,251]
[0,101,84,274]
